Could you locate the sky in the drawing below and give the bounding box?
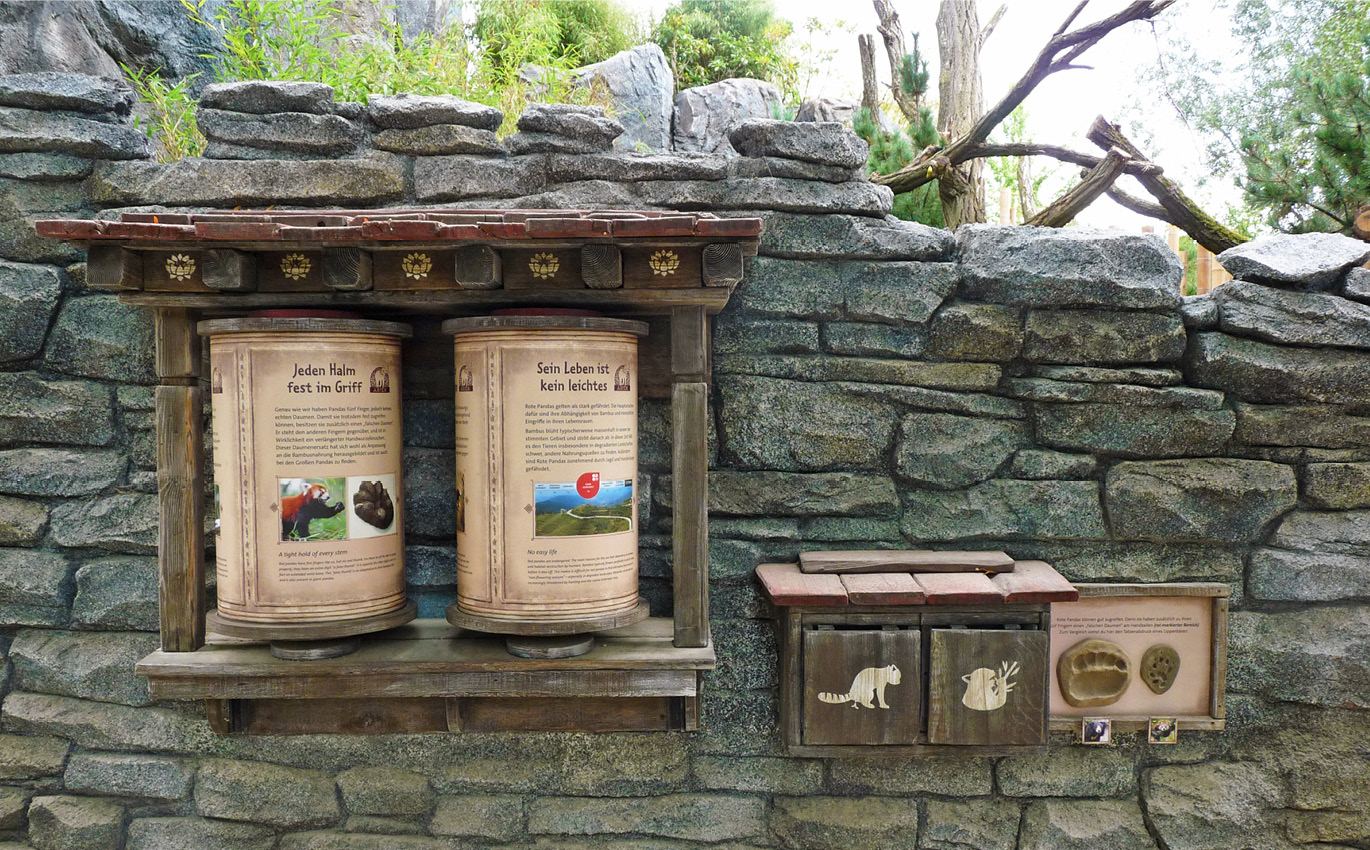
[628,0,1242,230]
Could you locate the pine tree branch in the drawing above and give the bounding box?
[873,0,1176,195]
[873,0,921,123]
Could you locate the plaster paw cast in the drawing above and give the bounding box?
[961,660,1019,711]
[353,480,395,530]
[817,664,902,709]
[1058,638,1131,707]
[1141,643,1181,694]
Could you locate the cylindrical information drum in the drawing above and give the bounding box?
[444,315,648,625]
[202,315,412,625]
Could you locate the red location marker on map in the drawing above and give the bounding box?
[576,472,600,499]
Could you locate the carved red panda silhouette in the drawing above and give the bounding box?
[281,483,343,540]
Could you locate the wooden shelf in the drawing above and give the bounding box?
[137,618,713,701]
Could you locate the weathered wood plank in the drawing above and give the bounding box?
[914,572,1005,606]
[799,550,1015,574]
[839,573,926,605]
[625,247,701,289]
[927,628,1047,746]
[455,696,688,732]
[219,697,449,735]
[612,216,697,237]
[756,563,848,607]
[802,628,921,745]
[155,385,205,651]
[373,249,453,290]
[120,288,735,313]
[673,380,710,648]
[504,249,580,289]
[991,561,1078,603]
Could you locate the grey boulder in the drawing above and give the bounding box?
[1218,231,1370,290]
[673,78,781,154]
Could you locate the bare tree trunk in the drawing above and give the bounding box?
[1016,155,1037,220]
[936,0,986,229]
[859,34,880,121]
[873,0,921,123]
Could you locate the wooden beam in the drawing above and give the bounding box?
[322,247,373,291]
[581,244,622,289]
[86,245,142,290]
[672,380,709,648]
[154,308,201,379]
[702,243,744,288]
[455,245,501,289]
[201,249,256,292]
[670,305,709,381]
[156,384,205,651]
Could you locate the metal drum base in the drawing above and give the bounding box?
[505,634,596,659]
[446,600,650,658]
[207,600,418,660]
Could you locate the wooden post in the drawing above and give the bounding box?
[154,308,205,651]
[671,306,709,648]
[1197,245,1214,295]
[999,187,1012,224]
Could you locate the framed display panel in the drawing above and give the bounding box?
[37,209,764,735]
[1048,583,1228,732]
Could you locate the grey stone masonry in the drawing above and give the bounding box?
[200,80,336,115]
[0,73,135,117]
[365,94,502,131]
[4,75,1370,850]
[1218,230,1370,290]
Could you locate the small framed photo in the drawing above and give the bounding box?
[1148,717,1178,744]
[1081,717,1112,745]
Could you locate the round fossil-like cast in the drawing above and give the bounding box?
[352,480,395,530]
[1058,638,1131,707]
[1141,643,1181,694]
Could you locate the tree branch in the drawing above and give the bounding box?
[973,141,1163,177]
[1086,115,1247,253]
[978,4,1007,50]
[1106,184,1170,220]
[1025,147,1130,227]
[873,0,1176,194]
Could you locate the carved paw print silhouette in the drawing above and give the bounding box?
[1141,644,1180,694]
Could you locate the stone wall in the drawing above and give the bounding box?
[0,73,1367,850]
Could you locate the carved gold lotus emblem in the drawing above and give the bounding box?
[402,252,432,279]
[280,253,311,280]
[649,250,680,276]
[165,254,195,281]
[529,252,560,280]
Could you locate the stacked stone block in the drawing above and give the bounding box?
[0,73,1365,848]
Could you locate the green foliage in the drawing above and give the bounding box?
[472,0,639,84]
[897,32,930,106]
[1241,38,1370,231]
[1147,0,1370,231]
[652,0,798,94]
[984,106,1060,223]
[122,65,205,161]
[854,107,943,227]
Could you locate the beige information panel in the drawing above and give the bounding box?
[205,319,411,624]
[448,317,646,623]
[1049,584,1228,726]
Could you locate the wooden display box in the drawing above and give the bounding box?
[38,209,761,735]
[760,560,1077,757]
